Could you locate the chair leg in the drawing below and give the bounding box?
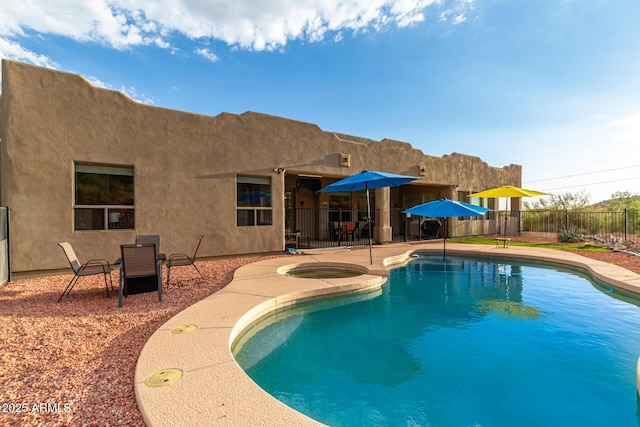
[118,265,124,308]
[57,275,79,302]
[165,263,202,287]
[103,273,112,298]
[157,262,163,303]
[192,263,204,280]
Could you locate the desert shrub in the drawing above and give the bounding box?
[557,225,584,243]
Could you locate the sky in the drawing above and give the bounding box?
[1,0,639,204]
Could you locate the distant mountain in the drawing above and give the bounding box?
[590,195,640,209]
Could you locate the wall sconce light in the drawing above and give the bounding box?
[452,184,459,189]
[273,167,286,174]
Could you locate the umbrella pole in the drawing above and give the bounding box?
[504,197,509,237]
[366,185,373,264]
[504,214,508,237]
[443,217,447,260]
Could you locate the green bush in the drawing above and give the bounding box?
[557,225,584,243]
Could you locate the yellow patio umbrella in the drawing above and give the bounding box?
[468,185,549,236]
[468,185,549,199]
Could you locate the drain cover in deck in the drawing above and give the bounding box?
[171,324,197,334]
[144,368,183,388]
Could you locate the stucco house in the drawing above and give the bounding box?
[0,60,521,274]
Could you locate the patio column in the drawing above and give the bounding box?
[374,187,392,244]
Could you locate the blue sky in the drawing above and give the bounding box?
[1,0,639,204]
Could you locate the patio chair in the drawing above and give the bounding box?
[135,234,166,260]
[118,243,162,308]
[285,229,300,249]
[166,235,204,287]
[57,242,114,302]
[342,221,359,241]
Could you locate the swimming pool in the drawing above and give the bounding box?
[234,254,640,427]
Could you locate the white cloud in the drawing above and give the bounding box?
[0,0,474,89]
[438,0,474,25]
[610,112,640,129]
[0,0,473,54]
[86,75,154,104]
[0,35,151,102]
[195,47,219,62]
[0,36,59,81]
[0,37,58,68]
[452,14,467,25]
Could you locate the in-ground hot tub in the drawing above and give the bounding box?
[279,263,367,279]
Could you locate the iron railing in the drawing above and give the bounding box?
[521,209,640,242]
[286,208,378,249]
[287,207,474,249]
[285,208,640,249]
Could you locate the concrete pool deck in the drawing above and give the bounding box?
[134,242,640,426]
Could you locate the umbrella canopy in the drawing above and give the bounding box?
[403,198,489,218]
[468,185,549,236]
[403,199,488,258]
[317,170,419,264]
[468,185,548,199]
[317,170,419,193]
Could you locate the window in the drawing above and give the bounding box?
[457,191,472,220]
[459,191,487,221]
[237,176,272,226]
[74,163,134,230]
[328,193,352,222]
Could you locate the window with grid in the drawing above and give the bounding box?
[74,163,135,230]
[237,176,272,226]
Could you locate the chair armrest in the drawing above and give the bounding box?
[81,258,112,273]
[167,253,192,265]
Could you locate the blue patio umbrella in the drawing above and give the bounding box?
[403,199,489,258]
[318,170,419,263]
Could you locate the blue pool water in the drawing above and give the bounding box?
[233,255,640,426]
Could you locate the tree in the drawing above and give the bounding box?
[523,190,591,211]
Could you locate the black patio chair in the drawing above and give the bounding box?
[118,243,162,308]
[166,235,205,287]
[57,242,114,302]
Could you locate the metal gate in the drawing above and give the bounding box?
[284,207,377,249]
[0,207,10,286]
[285,207,448,249]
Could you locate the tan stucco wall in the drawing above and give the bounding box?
[0,60,521,272]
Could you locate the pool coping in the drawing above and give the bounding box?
[134,242,640,426]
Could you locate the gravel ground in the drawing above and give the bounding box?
[565,249,640,275]
[507,235,640,275]
[1,245,639,426]
[0,255,281,427]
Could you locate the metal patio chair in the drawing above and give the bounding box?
[166,235,204,287]
[135,234,166,261]
[341,221,359,241]
[118,243,162,308]
[57,242,114,302]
